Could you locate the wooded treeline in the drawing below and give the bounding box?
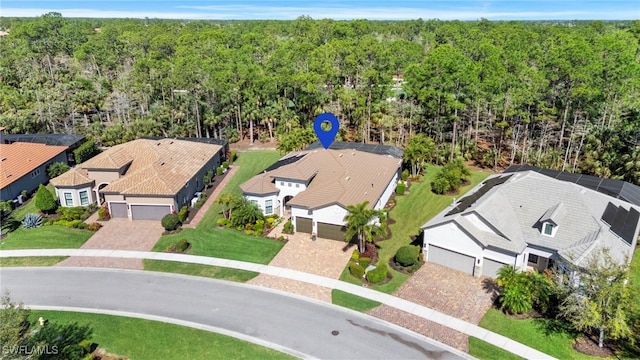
[1,14,639,183]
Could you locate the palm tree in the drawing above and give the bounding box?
[344,201,386,253]
[215,193,242,220]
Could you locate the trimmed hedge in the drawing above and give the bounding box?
[358,257,371,269]
[395,182,406,195]
[175,238,189,253]
[161,213,180,231]
[74,140,100,163]
[349,261,365,279]
[395,245,419,267]
[178,205,189,223]
[366,263,388,284]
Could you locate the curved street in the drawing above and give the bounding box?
[0,267,470,360]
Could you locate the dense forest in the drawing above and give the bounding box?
[1,14,639,184]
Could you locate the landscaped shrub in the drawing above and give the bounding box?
[277,235,285,241]
[175,238,189,253]
[74,140,100,163]
[230,199,264,227]
[87,222,102,231]
[359,257,371,268]
[178,205,189,223]
[53,219,83,228]
[401,169,409,181]
[21,189,28,198]
[195,193,207,208]
[395,245,420,267]
[283,220,294,234]
[47,161,70,178]
[34,184,57,213]
[266,217,275,227]
[21,213,43,229]
[395,182,406,195]
[349,261,365,279]
[203,170,213,186]
[245,229,254,235]
[351,249,359,261]
[253,223,264,235]
[216,218,229,227]
[222,161,229,169]
[98,206,110,220]
[56,206,86,221]
[75,222,87,229]
[366,263,388,284]
[229,150,237,163]
[216,166,224,176]
[161,213,180,231]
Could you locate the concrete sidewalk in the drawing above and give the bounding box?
[0,249,555,360]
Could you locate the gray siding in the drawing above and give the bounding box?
[175,150,221,208]
[0,152,67,201]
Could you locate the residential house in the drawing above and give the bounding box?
[50,138,226,220]
[0,141,68,201]
[241,142,402,240]
[3,132,86,165]
[420,166,640,278]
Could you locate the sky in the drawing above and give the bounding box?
[0,0,638,21]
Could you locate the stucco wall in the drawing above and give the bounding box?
[56,185,95,207]
[374,170,399,210]
[423,222,483,260]
[246,194,278,216]
[291,204,348,233]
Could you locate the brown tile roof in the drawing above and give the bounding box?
[52,139,222,196]
[241,149,401,209]
[0,142,67,189]
[49,168,92,187]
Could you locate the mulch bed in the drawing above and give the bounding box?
[388,257,423,275]
[181,170,230,225]
[573,334,615,358]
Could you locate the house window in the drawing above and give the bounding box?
[64,193,73,206]
[250,200,258,206]
[265,200,273,214]
[295,183,300,188]
[528,254,539,264]
[288,182,292,187]
[544,223,554,235]
[280,181,284,186]
[79,191,89,206]
[30,168,41,178]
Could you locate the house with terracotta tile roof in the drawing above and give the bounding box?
[241,144,402,240]
[50,138,225,220]
[0,142,68,201]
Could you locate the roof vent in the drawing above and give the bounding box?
[156,142,161,146]
[352,152,355,156]
[345,176,350,181]
[160,162,165,166]
[339,153,343,157]
[0,157,6,161]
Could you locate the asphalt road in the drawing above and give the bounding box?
[0,267,469,360]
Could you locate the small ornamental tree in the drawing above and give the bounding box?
[34,184,57,214]
[161,213,180,231]
[395,245,419,267]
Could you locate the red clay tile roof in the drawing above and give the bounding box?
[0,142,67,189]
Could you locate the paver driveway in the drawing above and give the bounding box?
[368,262,498,352]
[56,218,164,270]
[249,221,354,303]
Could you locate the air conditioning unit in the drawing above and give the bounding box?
[17,195,24,204]
[190,192,204,207]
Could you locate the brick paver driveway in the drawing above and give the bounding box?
[57,218,164,270]
[368,262,498,352]
[249,222,354,303]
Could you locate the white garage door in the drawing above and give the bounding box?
[428,244,475,276]
[483,258,509,278]
[130,204,172,220]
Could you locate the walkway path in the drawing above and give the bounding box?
[183,166,238,229]
[0,249,555,360]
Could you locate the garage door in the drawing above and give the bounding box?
[483,258,509,278]
[296,217,312,233]
[110,202,128,218]
[130,204,172,220]
[428,244,475,275]
[317,222,346,241]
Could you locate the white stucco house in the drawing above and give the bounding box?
[421,165,640,278]
[240,142,403,240]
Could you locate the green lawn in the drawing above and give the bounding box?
[0,225,93,249]
[144,260,259,282]
[196,150,282,230]
[30,310,295,360]
[469,337,524,360]
[475,308,599,360]
[331,289,381,312]
[147,151,285,275]
[340,165,490,294]
[11,185,56,221]
[0,256,67,267]
[629,247,640,315]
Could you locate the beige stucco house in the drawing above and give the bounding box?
[241,142,402,240]
[50,138,225,220]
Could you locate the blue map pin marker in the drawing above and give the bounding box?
[313,113,339,150]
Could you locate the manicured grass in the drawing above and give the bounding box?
[30,310,295,360]
[469,337,524,360]
[10,185,56,221]
[197,150,281,230]
[629,247,640,315]
[144,260,259,282]
[340,165,490,294]
[0,256,67,267]
[0,225,93,250]
[153,228,284,264]
[475,308,599,360]
[331,289,381,312]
